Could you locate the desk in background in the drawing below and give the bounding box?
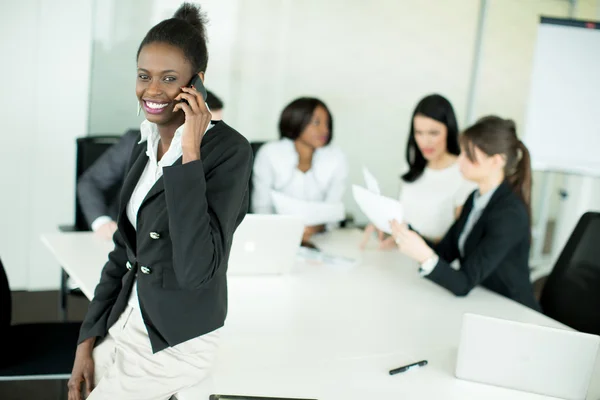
[41,230,600,399]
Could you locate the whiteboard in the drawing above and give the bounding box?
[523,18,600,177]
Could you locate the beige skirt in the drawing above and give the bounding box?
[88,305,221,400]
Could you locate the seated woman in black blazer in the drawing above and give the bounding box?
[68,4,253,400]
[391,116,539,310]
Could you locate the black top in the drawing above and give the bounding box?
[78,121,253,353]
[427,181,540,311]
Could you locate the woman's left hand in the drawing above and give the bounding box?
[390,219,434,263]
[303,225,325,242]
[174,85,212,163]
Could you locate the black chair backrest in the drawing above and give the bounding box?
[0,257,11,336]
[540,212,600,335]
[248,141,266,214]
[74,136,121,231]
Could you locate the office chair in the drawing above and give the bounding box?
[540,212,600,335]
[73,135,124,231]
[248,141,266,214]
[0,257,80,390]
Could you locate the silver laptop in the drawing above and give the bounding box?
[227,214,304,275]
[456,313,600,400]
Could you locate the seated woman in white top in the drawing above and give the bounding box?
[363,94,475,249]
[252,97,348,243]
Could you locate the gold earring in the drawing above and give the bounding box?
[137,102,141,116]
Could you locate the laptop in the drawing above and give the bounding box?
[227,214,304,275]
[456,313,600,400]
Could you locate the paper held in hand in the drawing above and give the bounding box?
[362,166,381,195]
[270,191,345,226]
[352,182,403,235]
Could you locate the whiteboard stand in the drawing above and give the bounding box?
[523,16,600,280]
[530,171,554,279]
[530,172,600,282]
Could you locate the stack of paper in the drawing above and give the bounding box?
[270,191,345,226]
[353,167,403,234]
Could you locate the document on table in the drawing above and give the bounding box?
[352,184,403,234]
[297,247,359,268]
[271,191,345,226]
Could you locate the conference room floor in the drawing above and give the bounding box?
[0,290,89,400]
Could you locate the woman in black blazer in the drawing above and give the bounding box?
[68,4,252,400]
[391,116,539,310]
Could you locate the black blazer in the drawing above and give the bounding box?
[427,181,540,311]
[77,129,139,225]
[78,121,253,353]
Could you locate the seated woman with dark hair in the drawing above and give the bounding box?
[361,94,475,250]
[252,97,348,243]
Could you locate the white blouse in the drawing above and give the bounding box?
[127,119,213,308]
[251,138,349,215]
[400,162,476,240]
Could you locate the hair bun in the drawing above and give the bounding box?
[173,2,207,37]
[504,118,517,133]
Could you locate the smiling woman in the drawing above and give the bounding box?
[137,42,194,121]
[67,3,253,400]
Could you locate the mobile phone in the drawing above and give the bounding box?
[188,74,207,101]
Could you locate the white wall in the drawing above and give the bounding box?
[87,0,481,219]
[0,1,39,289]
[87,0,242,134]
[3,0,598,290]
[0,0,93,290]
[86,0,594,227]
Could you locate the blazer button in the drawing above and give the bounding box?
[140,266,152,275]
[149,232,160,240]
[126,261,132,271]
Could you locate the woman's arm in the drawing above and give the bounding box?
[408,224,458,262]
[430,221,461,265]
[324,150,348,204]
[320,150,348,232]
[453,182,476,222]
[166,86,253,290]
[163,141,253,290]
[77,229,129,344]
[77,131,138,229]
[426,206,528,296]
[251,146,276,214]
[431,191,475,263]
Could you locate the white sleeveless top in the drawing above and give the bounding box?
[400,163,476,240]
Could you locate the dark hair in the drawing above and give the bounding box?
[137,3,209,74]
[279,97,333,145]
[206,90,223,110]
[402,94,460,182]
[461,116,533,220]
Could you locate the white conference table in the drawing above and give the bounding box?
[41,229,600,400]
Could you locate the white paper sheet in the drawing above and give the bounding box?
[297,247,359,268]
[362,166,381,195]
[270,191,345,226]
[352,184,403,234]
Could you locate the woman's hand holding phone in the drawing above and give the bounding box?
[174,83,212,163]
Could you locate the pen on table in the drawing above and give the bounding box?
[389,360,428,375]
